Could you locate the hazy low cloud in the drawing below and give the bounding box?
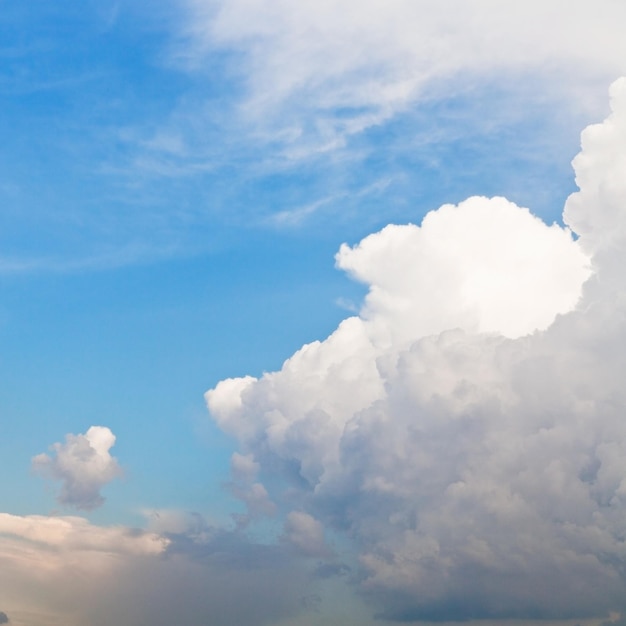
[32,426,122,510]
[0,512,167,556]
[206,78,626,622]
[0,612,8,624]
[0,512,317,626]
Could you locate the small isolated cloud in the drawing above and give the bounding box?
[32,426,122,510]
[206,78,626,623]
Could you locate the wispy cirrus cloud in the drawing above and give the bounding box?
[180,0,626,157]
[5,1,622,273]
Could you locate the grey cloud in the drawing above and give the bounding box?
[0,612,8,624]
[333,315,626,621]
[600,617,626,626]
[281,511,333,558]
[300,593,322,612]
[313,562,351,580]
[226,452,276,527]
[206,79,626,623]
[93,528,314,626]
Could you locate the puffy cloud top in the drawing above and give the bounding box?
[206,79,626,622]
[32,426,122,510]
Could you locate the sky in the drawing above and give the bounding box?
[2,1,626,624]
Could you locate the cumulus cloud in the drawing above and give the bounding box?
[32,426,122,510]
[182,0,626,152]
[0,612,8,624]
[206,78,626,622]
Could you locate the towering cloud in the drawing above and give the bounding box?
[32,426,122,510]
[206,78,626,622]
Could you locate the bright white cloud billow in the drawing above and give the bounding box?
[336,195,591,341]
[0,513,166,626]
[183,0,626,153]
[206,78,626,622]
[32,426,122,510]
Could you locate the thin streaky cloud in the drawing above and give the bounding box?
[181,0,626,154]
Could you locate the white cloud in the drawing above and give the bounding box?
[32,426,122,510]
[336,195,591,341]
[182,0,626,154]
[206,79,626,622]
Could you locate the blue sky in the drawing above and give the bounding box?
[2,1,626,625]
